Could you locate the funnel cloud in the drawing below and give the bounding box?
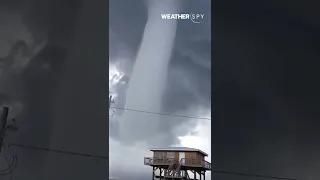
[119,0,182,145]
[110,0,211,179]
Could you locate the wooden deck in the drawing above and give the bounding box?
[144,157,211,171]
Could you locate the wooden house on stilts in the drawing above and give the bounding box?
[144,147,211,180]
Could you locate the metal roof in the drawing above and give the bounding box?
[149,147,208,156]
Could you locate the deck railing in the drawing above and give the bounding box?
[144,157,211,170]
[202,160,211,169]
[144,157,174,165]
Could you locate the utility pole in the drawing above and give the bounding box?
[0,106,18,170]
[109,94,114,109]
[109,94,115,118]
[0,106,9,171]
[0,106,9,157]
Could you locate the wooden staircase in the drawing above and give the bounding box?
[163,158,189,180]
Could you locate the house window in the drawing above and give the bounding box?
[167,152,175,159]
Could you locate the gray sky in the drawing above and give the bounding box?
[0,0,211,180]
[1,0,109,179]
[212,0,320,180]
[2,0,320,180]
[109,0,211,180]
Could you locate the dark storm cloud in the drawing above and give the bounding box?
[109,1,147,55]
[42,0,109,179]
[213,0,320,179]
[1,0,109,179]
[109,0,211,145]
[109,1,211,179]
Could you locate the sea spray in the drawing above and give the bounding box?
[118,0,181,144]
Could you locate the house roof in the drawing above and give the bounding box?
[149,147,208,156]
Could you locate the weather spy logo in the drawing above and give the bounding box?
[160,13,204,23]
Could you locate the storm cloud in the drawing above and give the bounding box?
[1,0,109,179]
[109,0,211,179]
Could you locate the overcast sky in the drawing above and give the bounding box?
[1,0,320,180]
[1,0,109,179]
[213,1,320,180]
[109,0,211,180]
[0,0,210,179]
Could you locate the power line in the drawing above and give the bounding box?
[9,143,108,161]
[7,142,300,180]
[0,147,18,180]
[7,143,299,180]
[6,143,301,180]
[211,169,298,180]
[2,106,296,180]
[110,107,211,120]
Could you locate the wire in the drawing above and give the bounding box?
[0,155,15,173]
[9,143,108,160]
[211,169,298,180]
[0,147,18,173]
[0,147,18,180]
[0,155,12,172]
[110,107,211,120]
[6,145,299,180]
[0,155,17,175]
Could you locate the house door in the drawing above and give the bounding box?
[179,152,185,164]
